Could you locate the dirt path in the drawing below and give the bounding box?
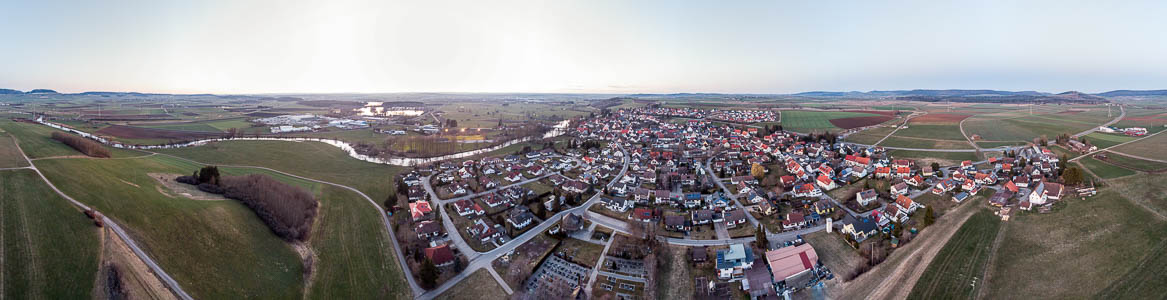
[147,173,228,201]
[293,242,318,300]
[101,227,177,300]
[835,201,981,300]
[976,223,1008,300]
[874,111,925,145]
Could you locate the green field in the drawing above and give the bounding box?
[1098,151,1167,172]
[0,133,29,168]
[305,184,409,299]
[437,269,508,300]
[34,156,305,299]
[975,141,1027,148]
[908,209,1000,300]
[134,122,223,133]
[1082,132,1137,149]
[886,150,977,163]
[843,126,895,145]
[0,120,150,159]
[779,110,880,132]
[1078,157,1136,179]
[890,124,968,141]
[985,189,1167,299]
[1,169,102,299]
[1112,132,1167,161]
[878,136,974,149]
[156,140,406,203]
[964,110,1111,142]
[0,120,87,158]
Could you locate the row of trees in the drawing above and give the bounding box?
[177,167,319,241]
[51,131,110,158]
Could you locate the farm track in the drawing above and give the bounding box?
[838,200,979,300]
[977,224,1008,300]
[7,135,193,300]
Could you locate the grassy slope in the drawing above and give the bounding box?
[34,156,304,299]
[0,120,145,159]
[1112,131,1167,161]
[436,269,507,300]
[985,190,1167,298]
[1,169,102,299]
[1077,157,1136,179]
[156,141,411,298]
[886,150,977,162]
[877,136,974,149]
[843,126,896,145]
[0,120,83,158]
[155,140,406,203]
[907,209,1000,299]
[1100,151,1167,172]
[1082,132,1136,149]
[891,124,968,141]
[307,184,408,299]
[779,110,878,132]
[0,134,29,168]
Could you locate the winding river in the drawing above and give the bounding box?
[36,117,571,166]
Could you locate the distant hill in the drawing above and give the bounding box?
[26,89,58,94]
[1095,90,1167,97]
[795,89,1050,98]
[0,88,23,94]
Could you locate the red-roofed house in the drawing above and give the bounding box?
[425,244,455,267]
[816,174,837,191]
[410,201,433,222]
[765,244,818,282]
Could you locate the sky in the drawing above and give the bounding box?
[1,0,1165,94]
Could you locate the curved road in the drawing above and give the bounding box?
[417,144,630,300]
[7,137,194,300]
[153,153,427,297]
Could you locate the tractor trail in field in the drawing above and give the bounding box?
[14,184,42,299]
[977,223,1008,300]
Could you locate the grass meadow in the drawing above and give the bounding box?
[1082,132,1137,149]
[908,209,1000,300]
[1077,157,1136,179]
[1112,131,1167,161]
[779,110,880,132]
[1,169,102,299]
[984,189,1167,299]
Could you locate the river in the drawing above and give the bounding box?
[36,117,572,167]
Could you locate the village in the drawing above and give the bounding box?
[395,106,1085,299]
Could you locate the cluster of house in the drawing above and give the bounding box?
[628,107,779,123]
[397,173,459,268]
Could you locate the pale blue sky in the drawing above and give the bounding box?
[1,0,1165,94]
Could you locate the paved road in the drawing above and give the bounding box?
[702,154,760,227]
[418,144,631,300]
[422,175,483,261]
[1068,128,1162,161]
[7,137,194,300]
[1073,105,1125,138]
[485,267,515,295]
[155,153,427,297]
